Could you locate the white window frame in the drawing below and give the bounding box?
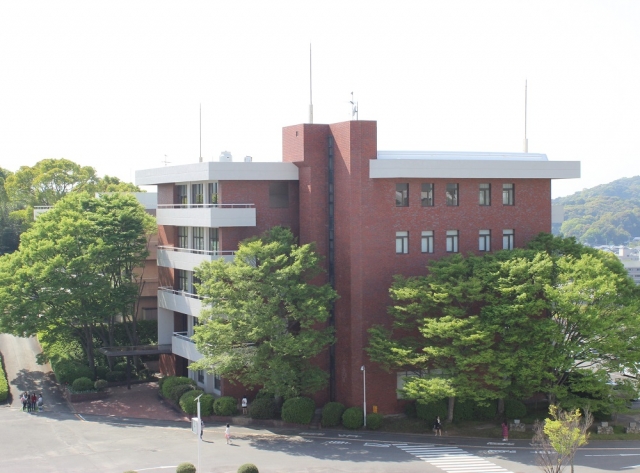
[446,230,459,253]
[396,231,409,254]
[503,229,515,250]
[479,183,491,206]
[503,183,515,206]
[421,231,434,253]
[479,229,491,252]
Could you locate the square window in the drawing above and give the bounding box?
[269,182,289,208]
[421,183,434,207]
[208,182,219,204]
[503,183,515,206]
[209,228,219,253]
[446,230,459,253]
[503,229,515,250]
[176,185,188,205]
[479,184,491,206]
[396,231,409,254]
[446,184,459,206]
[177,227,188,249]
[421,231,434,253]
[192,227,204,251]
[479,229,491,251]
[396,184,409,207]
[192,183,204,205]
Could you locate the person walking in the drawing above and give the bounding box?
[26,393,32,412]
[21,392,27,412]
[502,420,509,441]
[434,416,442,436]
[200,420,204,440]
[241,396,248,415]
[31,393,37,412]
[225,424,231,444]
[37,394,43,412]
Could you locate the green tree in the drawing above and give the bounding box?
[191,226,337,399]
[368,234,640,416]
[0,168,20,255]
[0,192,154,370]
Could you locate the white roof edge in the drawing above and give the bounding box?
[370,159,580,179]
[377,151,549,161]
[136,162,299,185]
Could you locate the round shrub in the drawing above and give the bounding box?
[321,402,345,427]
[94,379,108,391]
[161,376,195,399]
[158,376,169,390]
[366,412,383,430]
[106,371,127,383]
[416,399,448,422]
[249,398,278,419]
[404,402,417,418]
[237,464,259,473]
[474,400,497,420]
[504,399,527,419]
[214,396,238,416]
[281,397,315,424]
[453,400,474,422]
[179,389,205,415]
[342,407,364,429]
[54,360,94,384]
[0,354,9,403]
[169,384,195,403]
[72,377,95,392]
[200,394,214,416]
[176,462,196,473]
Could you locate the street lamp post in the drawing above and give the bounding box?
[361,365,366,427]
[195,393,203,472]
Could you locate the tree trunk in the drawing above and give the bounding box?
[447,397,455,422]
[498,398,505,416]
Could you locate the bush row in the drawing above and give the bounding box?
[0,353,8,402]
[404,398,528,422]
[53,358,151,386]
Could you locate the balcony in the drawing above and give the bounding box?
[157,286,203,317]
[172,332,203,361]
[157,246,235,271]
[156,203,256,228]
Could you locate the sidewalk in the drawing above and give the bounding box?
[70,381,189,422]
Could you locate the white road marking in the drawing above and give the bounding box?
[396,444,512,473]
[299,432,325,436]
[364,443,391,447]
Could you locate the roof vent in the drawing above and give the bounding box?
[219,151,232,162]
[244,156,252,162]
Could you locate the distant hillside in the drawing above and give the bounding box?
[553,176,640,245]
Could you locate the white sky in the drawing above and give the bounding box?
[1,1,639,198]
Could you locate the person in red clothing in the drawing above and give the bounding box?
[502,420,509,441]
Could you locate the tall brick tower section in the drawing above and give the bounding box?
[283,120,399,413]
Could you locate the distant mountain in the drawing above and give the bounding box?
[553,176,640,245]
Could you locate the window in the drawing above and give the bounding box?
[446,230,459,253]
[177,269,188,291]
[214,373,221,390]
[396,231,409,254]
[446,183,459,206]
[421,183,434,207]
[421,231,434,253]
[191,274,201,295]
[192,183,204,205]
[479,183,491,206]
[177,227,188,249]
[396,183,409,207]
[479,230,491,252]
[269,182,289,208]
[176,185,188,205]
[192,227,204,251]
[197,370,204,384]
[503,183,514,205]
[208,182,219,204]
[209,228,219,253]
[503,229,515,250]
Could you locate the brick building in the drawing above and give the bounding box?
[135,119,580,413]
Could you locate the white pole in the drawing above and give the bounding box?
[361,365,366,427]
[195,393,203,472]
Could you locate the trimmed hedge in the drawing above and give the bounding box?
[249,398,278,419]
[416,399,448,422]
[176,462,196,473]
[342,407,364,429]
[214,396,238,416]
[404,402,417,418]
[201,394,215,416]
[169,384,196,404]
[179,390,205,415]
[53,360,94,385]
[72,377,95,392]
[106,370,127,383]
[366,413,383,430]
[504,399,527,419]
[281,397,315,425]
[94,379,108,391]
[475,401,497,420]
[238,464,259,473]
[95,366,109,380]
[321,402,345,427]
[0,353,8,402]
[161,376,195,399]
[453,400,474,422]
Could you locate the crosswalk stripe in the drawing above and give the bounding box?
[396,444,513,473]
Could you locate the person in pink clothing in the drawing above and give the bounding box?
[502,420,509,441]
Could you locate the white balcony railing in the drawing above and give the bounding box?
[172,331,203,361]
[157,286,203,317]
[157,246,235,270]
[156,203,256,228]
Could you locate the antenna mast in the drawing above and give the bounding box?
[350,92,358,120]
[308,44,313,124]
[523,80,528,153]
[199,104,203,162]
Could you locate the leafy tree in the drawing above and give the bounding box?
[0,168,20,255]
[0,192,154,370]
[533,405,593,473]
[191,226,337,399]
[368,234,640,417]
